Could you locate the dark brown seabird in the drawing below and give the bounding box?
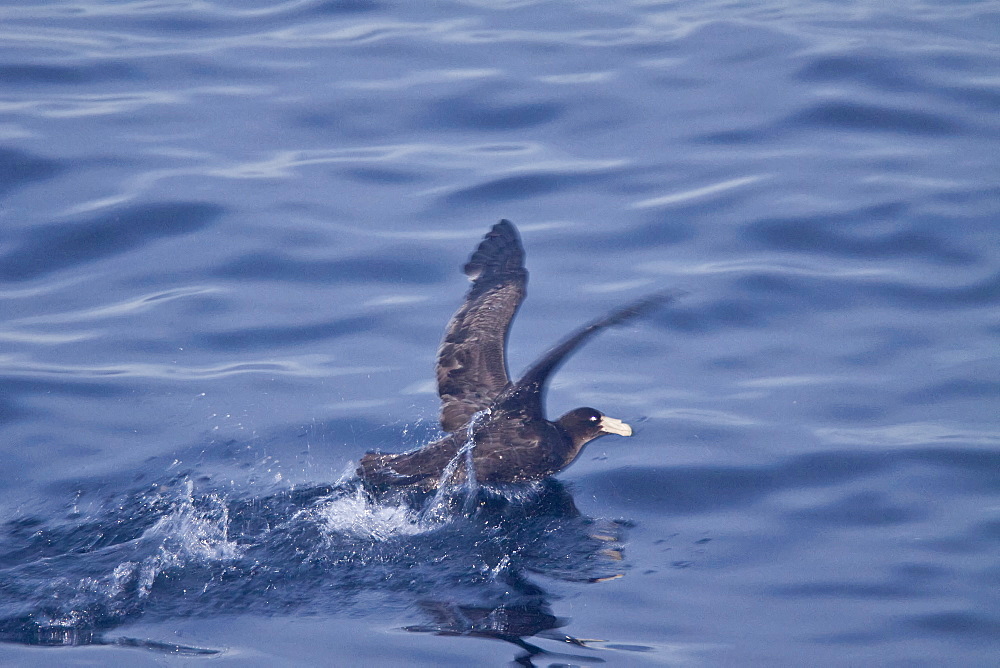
[357,220,673,490]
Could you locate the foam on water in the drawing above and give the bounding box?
[309,486,428,541]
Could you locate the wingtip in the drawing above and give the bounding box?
[488,219,520,244]
[600,288,684,328]
[462,219,526,282]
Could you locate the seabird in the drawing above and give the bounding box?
[357,220,672,489]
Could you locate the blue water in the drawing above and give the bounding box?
[2,1,999,665]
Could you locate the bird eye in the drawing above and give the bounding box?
[589,415,598,422]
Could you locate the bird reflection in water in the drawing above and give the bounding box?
[392,479,636,666]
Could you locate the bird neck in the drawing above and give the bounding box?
[552,422,593,469]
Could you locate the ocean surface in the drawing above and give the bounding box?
[1,1,999,666]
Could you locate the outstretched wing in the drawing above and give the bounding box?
[497,290,681,418]
[436,220,527,433]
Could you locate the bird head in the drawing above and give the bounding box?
[556,407,632,448]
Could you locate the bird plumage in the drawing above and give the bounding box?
[357,220,674,490]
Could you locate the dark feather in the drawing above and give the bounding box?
[358,220,673,490]
[436,220,526,433]
[496,290,682,417]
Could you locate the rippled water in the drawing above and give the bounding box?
[2,1,998,665]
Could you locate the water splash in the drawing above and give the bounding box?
[0,431,630,656]
[420,408,490,523]
[130,479,241,596]
[309,486,426,542]
[144,480,241,562]
[0,476,246,647]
